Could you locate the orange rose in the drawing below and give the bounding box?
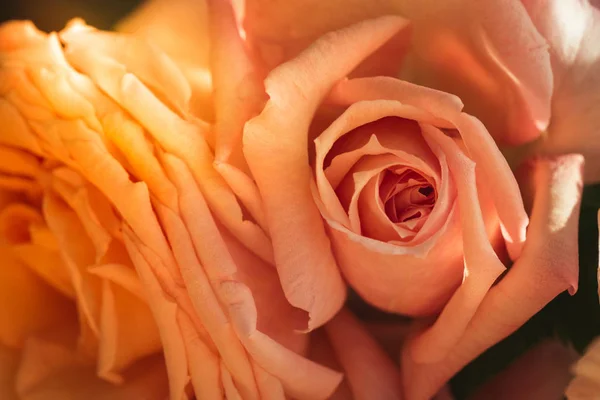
[0,1,346,398]
[241,13,583,399]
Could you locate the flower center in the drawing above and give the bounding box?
[379,169,436,230]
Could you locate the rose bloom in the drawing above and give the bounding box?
[239,3,584,400]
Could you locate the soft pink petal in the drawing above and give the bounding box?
[402,154,582,400]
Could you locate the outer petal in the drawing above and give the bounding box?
[399,0,552,145]
[239,0,407,74]
[401,154,582,400]
[524,1,600,183]
[116,0,213,120]
[239,0,551,145]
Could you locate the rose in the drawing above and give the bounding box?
[0,1,348,398]
[241,10,584,399]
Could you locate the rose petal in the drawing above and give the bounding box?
[406,123,506,364]
[524,1,600,183]
[243,16,409,330]
[400,0,552,145]
[123,229,191,400]
[160,155,341,400]
[402,154,582,400]
[115,0,213,120]
[0,245,73,348]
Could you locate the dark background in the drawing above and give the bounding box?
[0,0,140,32]
[2,1,600,398]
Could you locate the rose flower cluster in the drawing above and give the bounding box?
[0,0,598,399]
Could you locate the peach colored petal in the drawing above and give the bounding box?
[0,203,74,297]
[402,154,583,400]
[453,114,528,260]
[97,279,162,383]
[523,1,600,183]
[43,192,102,338]
[406,124,505,364]
[123,228,190,400]
[176,309,222,400]
[324,217,462,315]
[244,16,409,329]
[60,20,191,115]
[206,0,268,231]
[470,339,577,400]
[0,245,73,348]
[325,309,403,400]
[328,76,464,118]
[15,325,86,396]
[161,155,342,399]
[252,363,286,400]
[0,345,19,400]
[120,73,272,263]
[308,330,354,400]
[400,0,552,145]
[208,0,264,165]
[239,0,401,71]
[116,0,213,120]
[327,76,528,259]
[21,353,169,400]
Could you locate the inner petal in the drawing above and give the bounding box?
[380,169,436,230]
